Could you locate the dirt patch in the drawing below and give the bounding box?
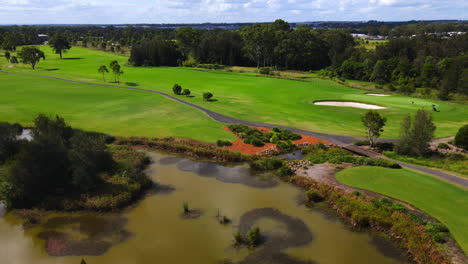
[223,126,331,155]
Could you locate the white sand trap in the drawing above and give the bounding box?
[314,101,387,109]
[367,93,390,96]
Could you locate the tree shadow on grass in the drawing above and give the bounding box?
[62,57,83,60]
[185,95,195,98]
[206,99,218,102]
[45,68,59,71]
[125,82,139,87]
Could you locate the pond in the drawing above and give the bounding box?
[0,152,409,264]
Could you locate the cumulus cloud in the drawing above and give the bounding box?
[0,0,465,24]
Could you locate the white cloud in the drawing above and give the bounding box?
[0,0,465,24]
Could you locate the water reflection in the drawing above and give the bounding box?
[160,157,279,189]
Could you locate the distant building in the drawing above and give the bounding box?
[351,33,387,40]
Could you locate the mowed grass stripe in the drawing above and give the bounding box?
[336,166,468,253]
[0,74,235,142]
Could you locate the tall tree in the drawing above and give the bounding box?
[5,51,11,62]
[9,56,19,64]
[110,61,123,83]
[17,46,45,69]
[175,27,201,58]
[410,110,436,156]
[361,110,387,147]
[98,65,109,81]
[49,34,71,59]
[395,110,436,156]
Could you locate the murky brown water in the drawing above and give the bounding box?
[0,152,409,264]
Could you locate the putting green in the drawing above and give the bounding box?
[336,166,468,253]
[0,73,235,142]
[1,46,467,138]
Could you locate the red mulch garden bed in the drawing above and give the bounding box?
[223,126,332,155]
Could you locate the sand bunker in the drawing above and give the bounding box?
[314,101,387,109]
[367,93,391,97]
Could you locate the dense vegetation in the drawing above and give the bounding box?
[302,143,401,168]
[129,20,353,71]
[0,115,151,211]
[228,124,301,147]
[455,124,468,150]
[322,33,468,100]
[115,137,251,163]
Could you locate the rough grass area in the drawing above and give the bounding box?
[0,74,235,142]
[2,46,466,138]
[335,166,468,253]
[385,151,468,177]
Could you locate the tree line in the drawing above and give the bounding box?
[129,20,354,71]
[322,33,468,99]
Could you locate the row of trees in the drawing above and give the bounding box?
[130,20,355,71]
[0,115,114,208]
[1,21,466,52]
[98,61,124,82]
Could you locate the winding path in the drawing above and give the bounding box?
[1,69,467,188]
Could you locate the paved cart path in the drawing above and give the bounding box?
[1,69,467,188]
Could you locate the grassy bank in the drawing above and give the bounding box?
[2,46,467,138]
[290,175,450,264]
[385,151,468,177]
[335,166,468,253]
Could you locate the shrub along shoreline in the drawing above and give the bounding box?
[114,136,253,163]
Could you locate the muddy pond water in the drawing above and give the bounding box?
[0,152,409,264]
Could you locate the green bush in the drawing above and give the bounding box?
[437,143,450,149]
[216,140,232,147]
[198,64,224,70]
[247,227,261,246]
[172,84,182,95]
[454,124,468,150]
[354,140,370,146]
[277,166,294,179]
[182,88,191,97]
[249,158,284,172]
[203,92,213,101]
[306,190,323,203]
[258,67,273,75]
[277,140,296,151]
[234,231,244,245]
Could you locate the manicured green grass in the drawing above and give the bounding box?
[385,151,468,177]
[336,167,468,253]
[1,46,467,138]
[0,74,235,142]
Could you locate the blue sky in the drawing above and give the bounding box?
[0,0,466,24]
